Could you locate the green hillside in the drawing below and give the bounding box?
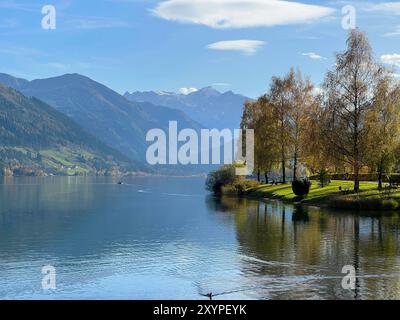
[0,84,141,176]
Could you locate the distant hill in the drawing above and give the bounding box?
[0,73,29,88]
[0,84,139,176]
[0,73,203,163]
[124,87,252,130]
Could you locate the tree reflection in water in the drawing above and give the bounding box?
[206,195,400,299]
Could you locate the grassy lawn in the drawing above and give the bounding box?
[246,180,400,206]
[41,149,91,175]
[41,150,75,167]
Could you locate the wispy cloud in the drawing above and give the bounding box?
[152,0,335,29]
[0,1,36,12]
[381,54,400,67]
[46,62,68,70]
[43,60,115,71]
[300,52,326,60]
[62,16,131,30]
[0,18,19,28]
[0,0,72,12]
[212,82,231,87]
[384,25,400,37]
[298,36,322,40]
[207,40,266,55]
[364,2,400,15]
[0,45,44,57]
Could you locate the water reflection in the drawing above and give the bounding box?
[1,177,400,299]
[292,205,309,223]
[207,196,400,299]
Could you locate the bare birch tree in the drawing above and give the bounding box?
[321,30,383,191]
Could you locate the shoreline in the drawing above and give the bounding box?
[229,180,400,212]
[0,172,208,178]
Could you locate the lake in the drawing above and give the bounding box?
[0,176,399,300]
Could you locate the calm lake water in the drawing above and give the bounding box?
[0,176,399,300]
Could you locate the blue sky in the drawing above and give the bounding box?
[0,0,399,98]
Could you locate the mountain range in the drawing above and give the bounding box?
[0,83,137,176]
[0,72,249,176]
[124,87,251,130]
[0,73,202,163]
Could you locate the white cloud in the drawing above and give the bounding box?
[207,40,266,55]
[381,54,400,67]
[364,2,400,15]
[178,87,198,95]
[301,52,325,60]
[152,0,335,29]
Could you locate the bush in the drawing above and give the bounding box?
[220,184,238,195]
[205,165,237,195]
[221,180,260,196]
[292,179,312,197]
[234,180,260,195]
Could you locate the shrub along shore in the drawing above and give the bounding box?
[242,180,400,211]
[205,166,400,211]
